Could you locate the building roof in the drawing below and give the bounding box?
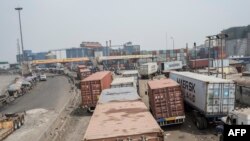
[148,79,179,89]
[170,71,234,83]
[111,77,135,85]
[83,100,162,140]
[83,71,111,81]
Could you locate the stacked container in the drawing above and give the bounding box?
[189,58,209,69]
[80,71,112,111]
[83,87,164,141]
[148,79,185,126]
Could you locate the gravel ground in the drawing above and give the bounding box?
[4,108,57,141]
[1,75,72,141]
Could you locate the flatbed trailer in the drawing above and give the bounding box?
[0,112,25,140]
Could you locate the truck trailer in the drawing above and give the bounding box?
[169,71,235,129]
[83,87,164,141]
[80,71,112,112]
[139,62,158,79]
[148,79,185,126]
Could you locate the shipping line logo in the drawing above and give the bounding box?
[176,78,196,102]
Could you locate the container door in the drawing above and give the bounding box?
[221,83,235,113]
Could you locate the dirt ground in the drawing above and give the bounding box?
[5,108,58,141]
[139,79,219,141]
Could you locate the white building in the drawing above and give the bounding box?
[0,62,10,70]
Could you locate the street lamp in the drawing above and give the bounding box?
[15,7,24,63]
[170,37,175,60]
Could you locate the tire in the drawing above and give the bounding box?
[14,121,18,130]
[195,117,204,130]
[219,134,224,141]
[21,117,25,125]
[17,120,21,128]
[201,117,208,129]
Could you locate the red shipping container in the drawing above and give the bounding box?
[148,79,185,126]
[80,71,112,109]
[189,58,209,69]
[79,69,92,80]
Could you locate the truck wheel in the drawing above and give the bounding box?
[219,134,224,141]
[201,117,208,129]
[14,121,18,130]
[195,117,204,130]
[21,117,25,125]
[18,120,21,128]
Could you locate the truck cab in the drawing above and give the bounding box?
[221,108,250,125]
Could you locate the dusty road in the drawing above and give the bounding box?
[1,75,73,141]
[0,75,72,113]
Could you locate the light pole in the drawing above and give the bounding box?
[15,7,25,63]
[170,37,175,60]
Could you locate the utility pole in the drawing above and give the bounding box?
[207,36,212,76]
[194,42,197,72]
[15,7,24,62]
[17,39,21,65]
[166,32,168,50]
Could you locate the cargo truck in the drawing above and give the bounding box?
[139,62,158,79]
[161,61,183,71]
[169,71,235,129]
[121,70,139,86]
[83,87,164,141]
[80,71,112,112]
[0,112,25,140]
[215,108,250,141]
[148,79,185,126]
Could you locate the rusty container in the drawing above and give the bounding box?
[77,65,87,70]
[80,71,112,109]
[189,58,209,69]
[83,87,164,141]
[148,79,185,126]
[79,69,92,80]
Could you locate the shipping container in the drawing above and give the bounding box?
[111,77,136,88]
[83,87,164,141]
[148,79,185,126]
[77,65,87,70]
[161,61,183,72]
[139,62,158,78]
[169,71,235,129]
[189,59,209,69]
[211,59,230,68]
[80,71,112,112]
[78,69,92,80]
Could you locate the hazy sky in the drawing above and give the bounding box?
[1,0,250,63]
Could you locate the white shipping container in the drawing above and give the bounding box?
[111,77,136,88]
[210,59,229,68]
[161,61,183,71]
[139,62,158,76]
[169,71,235,117]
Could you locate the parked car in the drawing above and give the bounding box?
[39,74,47,81]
